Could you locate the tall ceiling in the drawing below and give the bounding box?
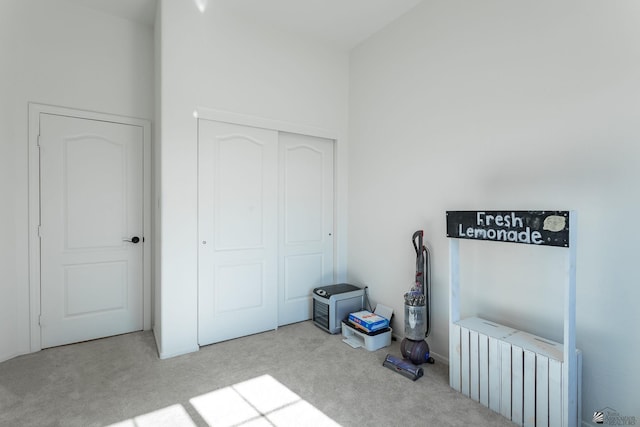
[67,0,423,50]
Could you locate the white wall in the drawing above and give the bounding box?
[157,1,349,358]
[0,1,20,363]
[153,0,163,357]
[349,0,640,421]
[0,0,154,362]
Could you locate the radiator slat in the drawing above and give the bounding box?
[479,333,489,407]
[470,330,480,401]
[512,345,524,426]
[488,337,501,413]
[523,350,536,427]
[461,327,470,397]
[536,355,550,427]
[549,359,562,426]
[500,341,512,419]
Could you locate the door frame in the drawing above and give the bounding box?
[28,103,152,352]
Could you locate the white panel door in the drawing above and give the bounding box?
[278,132,334,326]
[39,113,144,348]
[198,120,279,345]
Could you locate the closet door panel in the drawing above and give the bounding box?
[278,132,334,326]
[198,120,278,345]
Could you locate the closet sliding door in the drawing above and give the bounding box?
[198,119,335,345]
[278,132,334,326]
[198,120,279,345]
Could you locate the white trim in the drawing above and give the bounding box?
[563,210,578,427]
[28,105,41,352]
[448,238,460,388]
[158,344,200,360]
[28,103,152,352]
[194,107,338,141]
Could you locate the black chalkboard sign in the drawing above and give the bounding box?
[446,211,570,247]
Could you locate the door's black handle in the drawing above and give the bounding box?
[123,236,141,244]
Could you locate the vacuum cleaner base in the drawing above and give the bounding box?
[400,338,435,365]
[383,354,424,381]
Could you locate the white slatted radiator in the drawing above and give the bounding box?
[450,317,581,427]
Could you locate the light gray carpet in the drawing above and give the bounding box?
[0,321,513,427]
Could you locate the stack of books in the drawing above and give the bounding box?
[347,310,390,334]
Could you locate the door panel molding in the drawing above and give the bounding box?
[28,103,151,352]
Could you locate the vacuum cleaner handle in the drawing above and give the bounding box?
[413,230,425,289]
[412,230,423,255]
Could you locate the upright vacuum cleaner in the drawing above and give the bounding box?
[383,230,434,380]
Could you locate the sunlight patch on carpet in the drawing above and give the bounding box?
[191,374,340,427]
[106,374,340,427]
[190,385,261,426]
[108,404,196,427]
